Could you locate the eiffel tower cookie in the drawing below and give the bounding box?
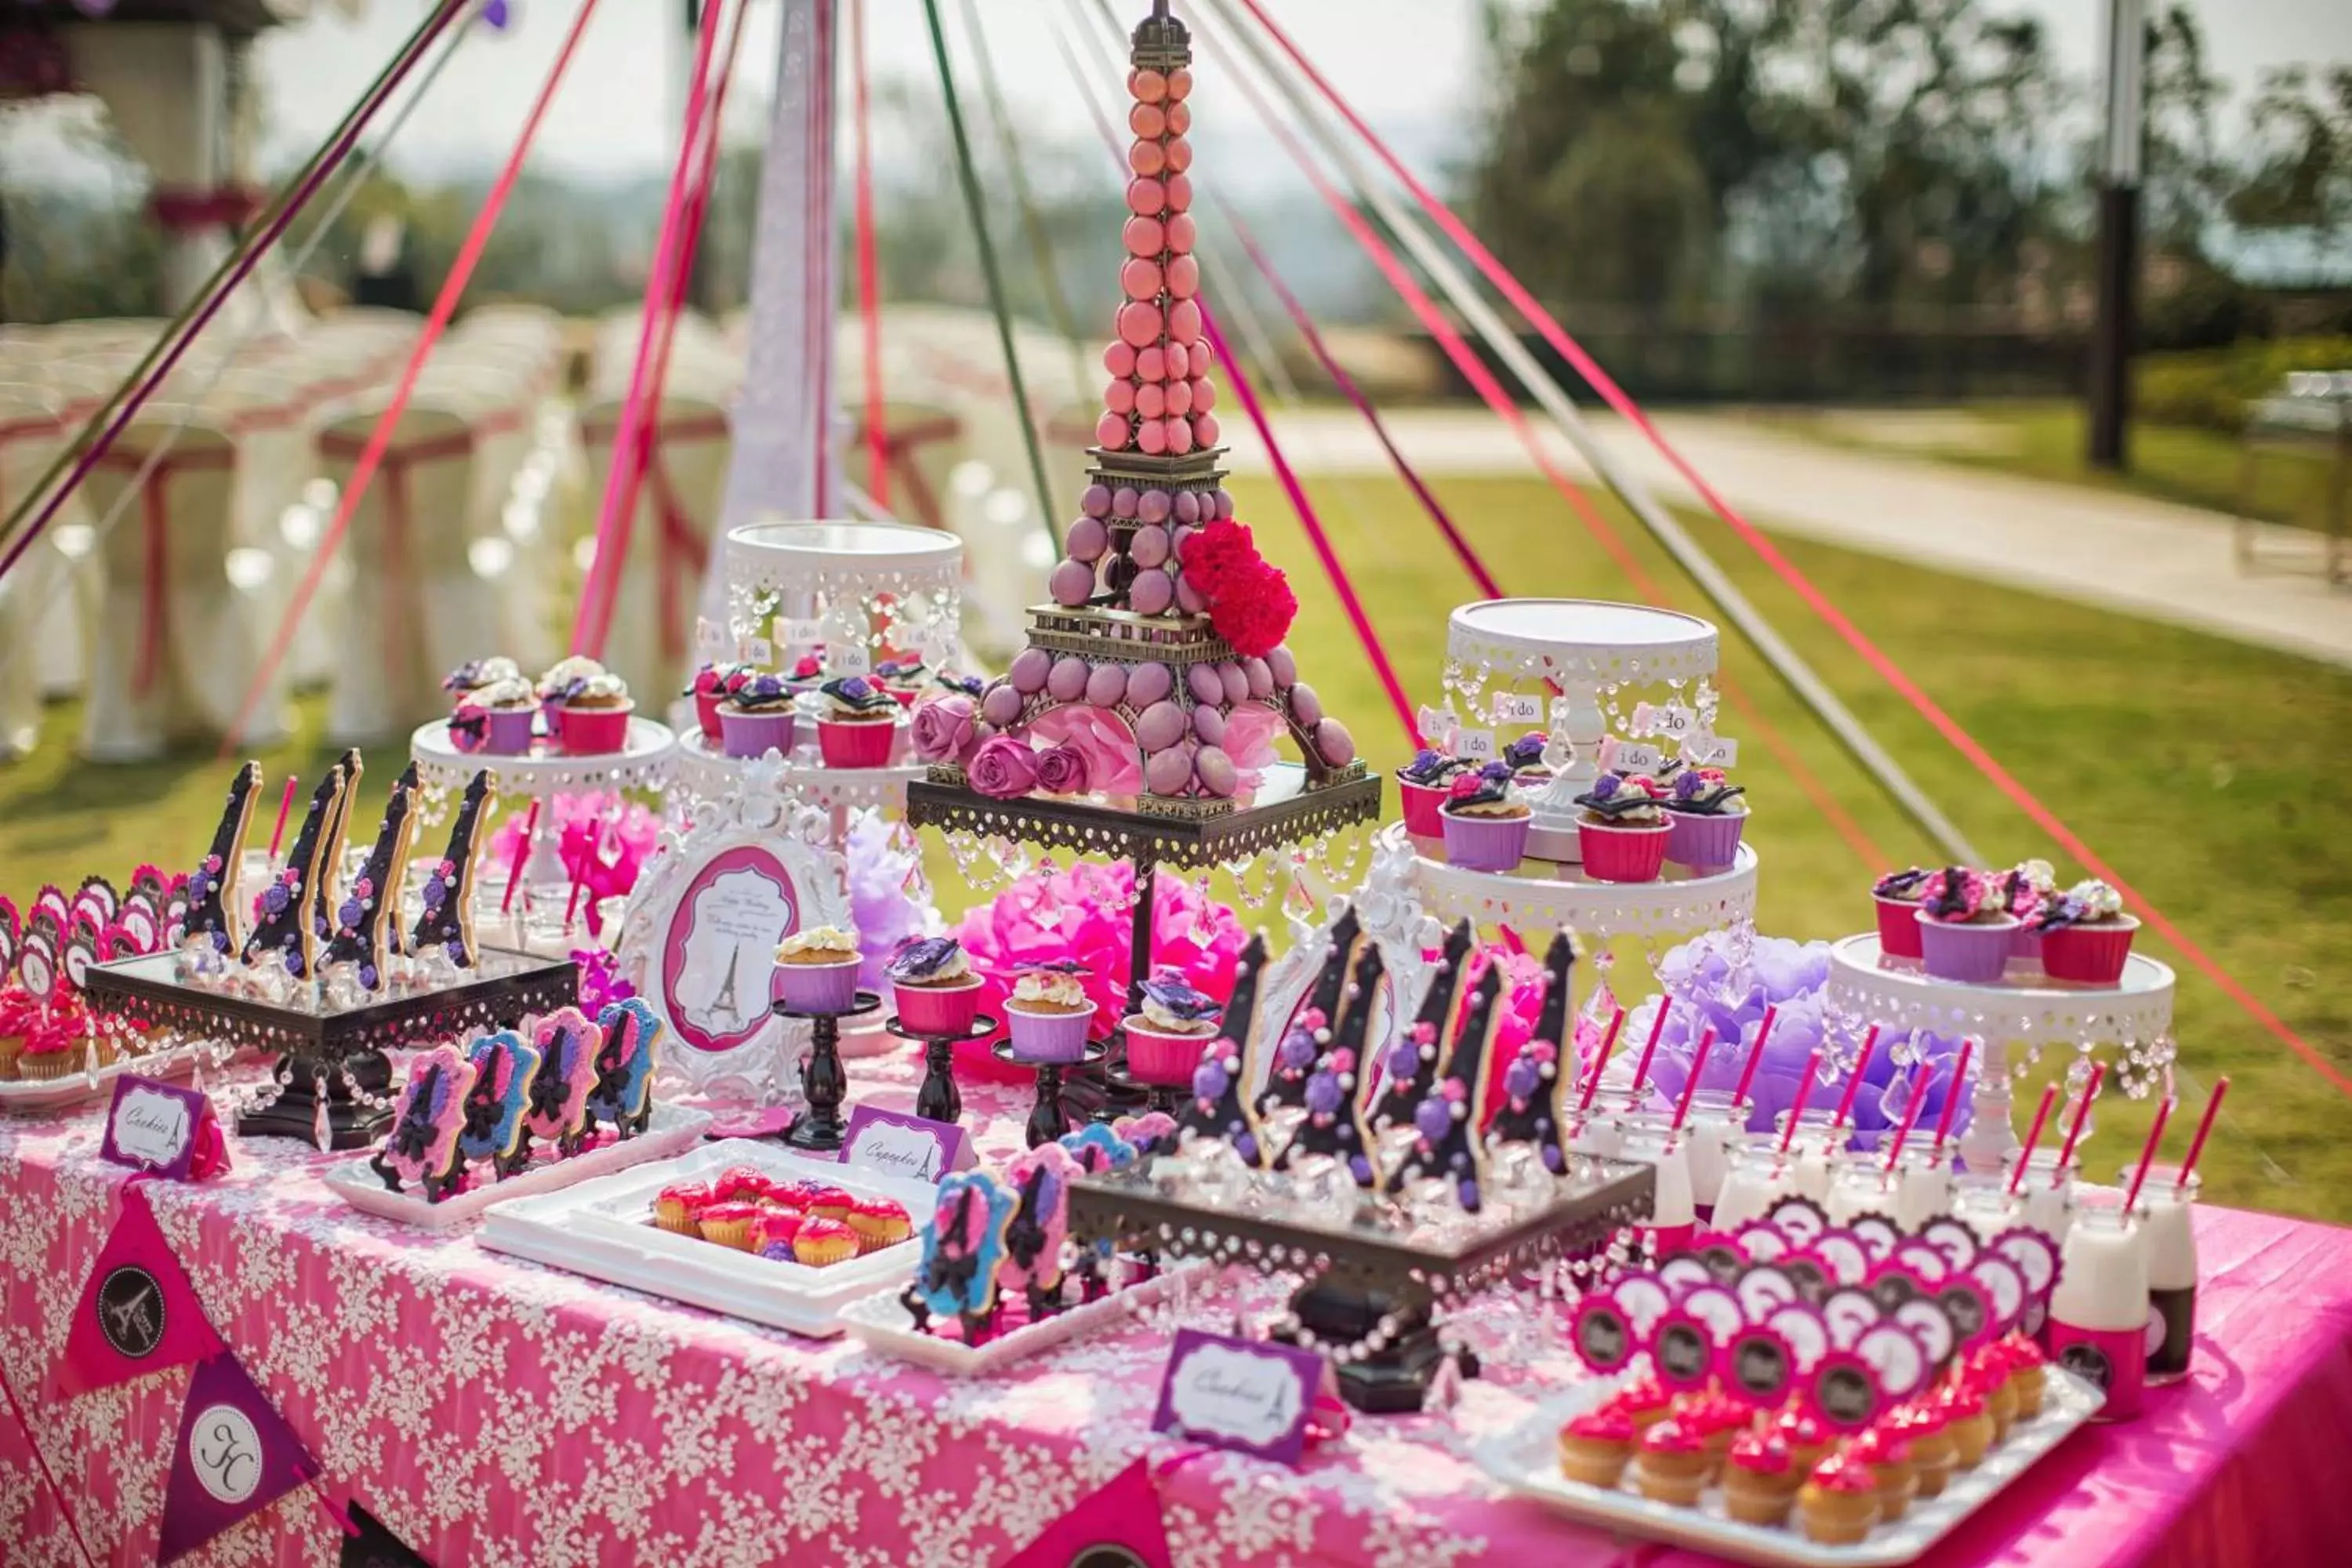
[1369,918,1475,1133]
[1256,903,1359,1123]
[1176,931,1270,1167]
[311,747,364,942]
[412,770,498,968]
[325,764,419,992]
[1484,931,1577,1178]
[243,764,348,978]
[183,761,263,957]
[1273,940,1384,1187]
[1387,961,1505,1213]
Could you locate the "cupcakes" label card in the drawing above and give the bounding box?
[837,1105,974,1184]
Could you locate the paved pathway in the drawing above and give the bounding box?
[1219,406,2352,670]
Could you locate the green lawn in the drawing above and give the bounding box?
[4,470,2347,1223]
[1751,400,2344,537]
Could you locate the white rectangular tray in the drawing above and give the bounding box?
[321,1102,713,1230]
[0,1047,201,1114]
[477,1139,938,1337]
[839,1264,1196,1375]
[1474,1367,2100,1567]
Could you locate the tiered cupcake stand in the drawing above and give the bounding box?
[1824,934,2178,1174]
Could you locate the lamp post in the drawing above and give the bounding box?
[2087,0,2147,470]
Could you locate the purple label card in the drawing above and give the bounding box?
[1153,1330,1322,1466]
[838,1105,975,1185]
[100,1075,212,1180]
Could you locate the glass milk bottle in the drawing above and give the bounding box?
[1617,1124,1696,1258]
[1681,1089,1753,1219]
[2000,1148,2077,1244]
[1893,1142,1956,1232]
[1771,1109,1846,1200]
[1563,1104,1621,1162]
[1711,1142,1798,1231]
[1950,1171,2020,1243]
[2047,1204,2150,1421]
[1824,1151,1900,1229]
[2126,1164,2200,1385]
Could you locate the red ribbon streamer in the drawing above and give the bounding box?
[146,186,264,233]
[87,445,235,698]
[581,412,728,662]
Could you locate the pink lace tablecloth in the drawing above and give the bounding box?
[5,1051,2352,1567]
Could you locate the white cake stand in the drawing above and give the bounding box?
[1442,600,1720,863]
[723,519,964,671]
[670,723,927,819]
[1824,933,2176,1176]
[1386,824,1759,946]
[410,717,678,888]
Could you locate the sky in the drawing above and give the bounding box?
[230,0,2352,187]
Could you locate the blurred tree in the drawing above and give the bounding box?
[2227,64,2352,244]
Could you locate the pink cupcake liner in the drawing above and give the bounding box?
[2010,924,2045,962]
[483,707,537,755]
[1123,1016,1217,1085]
[1005,1000,1096,1064]
[1664,811,1745,873]
[694,691,724,742]
[1398,779,1447,837]
[2041,919,2138,985]
[775,956,862,1014]
[1916,913,2017,985]
[557,702,633,755]
[818,717,895,768]
[895,977,984,1036]
[1875,896,1925,959]
[1578,819,1671,883]
[720,707,797,760]
[1442,809,1532,872]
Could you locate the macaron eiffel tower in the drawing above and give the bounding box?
[243,763,348,978]
[1368,918,1475,1133]
[411,770,499,968]
[182,760,263,956]
[1177,931,1269,1166]
[1388,961,1505,1213]
[1484,931,1577,1177]
[325,764,420,992]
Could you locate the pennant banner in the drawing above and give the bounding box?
[1002,1459,1174,1568]
[339,1501,435,1568]
[52,1183,223,1399]
[159,1352,321,1566]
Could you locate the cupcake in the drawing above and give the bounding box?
[695,1200,765,1251]
[539,656,633,754]
[1573,772,1672,883]
[716,671,798,760]
[653,1181,716,1236]
[1891,1402,1956,1497]
[713,1164,773,1203]
[1971,1356,2017,1441]
[782,651,829,691]
[1796,1454,1879,1546]
[1121,968,1224,1086]
[816,675,898,768]
[1501,730,1553,787]
[1631,1418,1711,1507]
[872,655,929,706]
[846,1196,913,1253]
[1439,763,1532,872]
[1872,867,1933,959]
[766,1179,829,1210]
[2002,1330,2048,1419]
[685,661,744,742]
[1555,1405,1637,1488]
[1662,767,1747,874]
[752,1210,804,1261]
[442,655,521,702]
[774,925,864,1014]
[800,1185,856,1221]
[1915,866,2017,984]
[887,936,985,1036]
[1845,1426,1918,1523]
[1607,1375,1675,1432]
[792,1216,861,1267]
[1395,749,1468,837]
[1721,1432,1800,1526]
[1004,961,1095,1064]
[1936,1378,1994,1468]
[452,676,538,756]
[2036,878,2139,984]
[0,986,34,1080]
[2000,858,2059,960]
[14,1014,85,1081]
[1675,1389,1751,1479]
[1772,1406,1835,1471]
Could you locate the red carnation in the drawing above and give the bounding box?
[1179,519,1259,602]
[1209,558,1298,659]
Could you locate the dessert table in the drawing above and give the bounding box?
[3,1052,2350,1567]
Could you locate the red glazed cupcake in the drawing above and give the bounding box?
[887,937,985,1036]
[1121,967,1225,1086]
[816,676,898,768]
[1573,771,1672,883]
[1872,867,1932,959]
[2036,879,2138,983]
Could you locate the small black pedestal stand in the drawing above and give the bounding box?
[240,1051,395,1149]
[1101,1058,1185,1118]
[884,1012,998,1126]
[774,992,880,1152]
[993,1039,1108,1148]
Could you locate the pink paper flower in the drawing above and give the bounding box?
[967,736,1040,800]
[1034,743,1090,796]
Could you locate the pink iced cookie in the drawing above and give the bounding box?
[524,1006,601,1157]
[1000,1142,1078,1302]
[372,1045,477,1202]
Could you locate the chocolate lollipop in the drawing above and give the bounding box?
[1176,931,1269,1166]
[411,770,498,968]
[1484,930,1577,1176]
[324,764,419,992]
[242,763,347,978]
[1257,905,1360,1120]
[183,761,263,956]
[1273,942,1384,1186]
[1388,961,1505,1213]
[1370,918,1475,1131]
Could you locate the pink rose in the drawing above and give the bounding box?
[1034,743,1089,795]
[967,735,1040,800]
[911,695,978,764]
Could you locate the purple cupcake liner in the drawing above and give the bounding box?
[1665,810,1745,872]
[776,956,861,1013]
[720,707,797,760]
[483,707,537,755]
[1006,1000,1096,1063]
[1916,914,2016,985]
[1441,809,1531,873]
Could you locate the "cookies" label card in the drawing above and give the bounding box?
[100,1076,223,1181]
[1152,1330,1321,1465]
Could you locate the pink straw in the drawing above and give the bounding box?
[1731,1004,1777,1109]
[2176,1076,2229,1192]
[1670,1029,1716,1131]
[1626,1000,1672,1102]
[1884,1071,1930,1172]
[2009,1084,2060,1196]
[1829,1024,1881,1131]
[563,861,590,933]
[267,776,299,862]
[1575,1007,1628,1114]
[1777,1051,1823,1156]
[501,800,540,916]
[2122,1095,2176,1213]
[2050,1062,2105,1186]
[1930,1038,1974,1149]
